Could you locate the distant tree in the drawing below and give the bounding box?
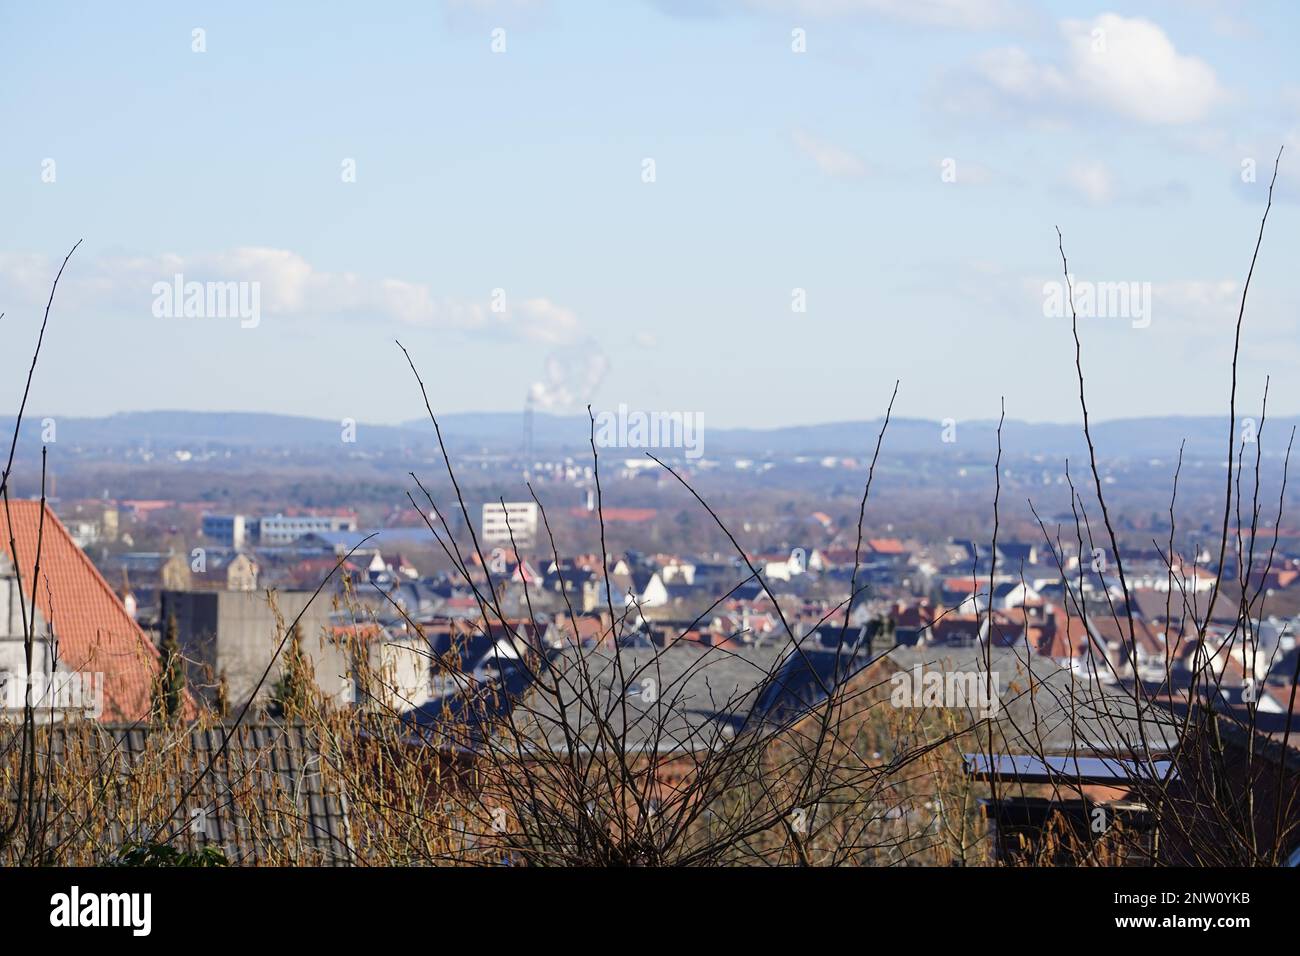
[270,622,312,719]
[216,669,230,720]
[156,614,186,722]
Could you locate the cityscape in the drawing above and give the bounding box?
[1,0,1297,937]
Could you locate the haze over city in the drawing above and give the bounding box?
[2,0,1299,917]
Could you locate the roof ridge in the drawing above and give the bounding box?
[35,502,161,663]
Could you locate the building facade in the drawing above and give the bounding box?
[481,502,539,549]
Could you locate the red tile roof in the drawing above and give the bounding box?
[547,615,610,644]
[892,602,933,628]
[2,500,167,721]
[120,499,175,513]
[1035,607,1092,659]
[987,613,1026,646]
[568,507,657,523]
[1090,614,1165,657]
[931,615,982,643]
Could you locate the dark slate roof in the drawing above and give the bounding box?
[398,624,555,744]
[400,653,540,744]
[996,542,1037,562]
[401,634,884,755]
[12,720,352,865]
[396,624,1189,761]
[664,583,701,601]
[353,578,440,619]
[749,638,877,728]
[630,568,658,593]
[881,643,1183,753]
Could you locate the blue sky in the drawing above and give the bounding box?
[1,0,1298,429]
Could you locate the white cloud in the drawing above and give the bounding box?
[792,129,868,178]
[512,297,581,344]
[968,46,1066,103]
[1050,159,1188,206]
[952,14,1225,126]
[1062,160,1116,204]
[1062,15,1224,124]
[1152,279,1241,333]
[0,247,581,344]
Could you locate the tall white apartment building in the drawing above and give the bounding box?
[481,502,538,550]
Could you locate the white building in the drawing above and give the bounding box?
[257,513,357,546]
[481,502,539,549]
[205,512,358,547]
[202,513,248,548]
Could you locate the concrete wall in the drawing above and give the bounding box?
[162,589,349,710]
[363,631,434,711]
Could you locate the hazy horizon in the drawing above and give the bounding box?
[8,404,1297,431]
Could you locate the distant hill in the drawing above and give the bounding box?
[8,409,1296,462]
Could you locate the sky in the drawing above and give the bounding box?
[1,0,1298,430]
